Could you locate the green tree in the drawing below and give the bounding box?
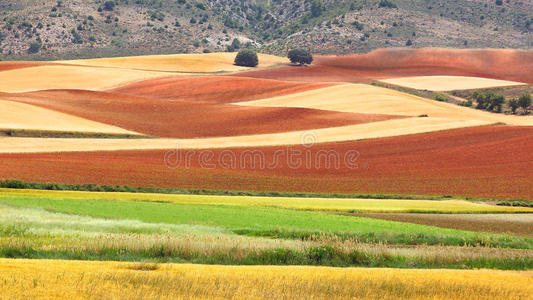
[234,49,258,67]
[288,48,313,65]
[310,0,325,18]
[518,94,532,111]
[508,98,519,114]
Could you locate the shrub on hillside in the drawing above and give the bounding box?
[104,1,115,11]
[434,93,448,102]
[518,94,532,111]
[28,41,41,54]
[379,0,397,8]
[288,48,313,65]
[234,49,258,67]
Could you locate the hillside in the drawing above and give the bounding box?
[0,0,532,60]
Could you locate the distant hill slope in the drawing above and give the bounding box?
[0,0,532,60]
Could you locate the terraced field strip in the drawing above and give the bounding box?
[237,84,533,126]
[56,52,287,73]
[379,76,528,91]
[0,65,175,93]
[0,259,531,299]
[1,189,529,214]
[0,100,139,135]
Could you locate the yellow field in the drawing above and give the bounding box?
[237,84,533,126]
[56,52,287,73]
[3,189,532,213]
[379,76,527,91]
[0,259,531,300]
[0,65,174,93]
[0,117,490,153]
[0,100,139,135]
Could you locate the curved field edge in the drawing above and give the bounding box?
[0,259,531,300]
[0,193,531,249]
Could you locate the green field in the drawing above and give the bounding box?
[0,189,531,270]
[0,190,531,248]
[1,189,530,213]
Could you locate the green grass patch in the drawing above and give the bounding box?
[0,194,530,249]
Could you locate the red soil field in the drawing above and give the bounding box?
[1,125,532,200]
[0,61,46,72]
[112,76,334,103]
[6,89,400,138]
[237,48,533,84]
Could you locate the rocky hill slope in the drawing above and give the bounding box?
[0,0,532,59]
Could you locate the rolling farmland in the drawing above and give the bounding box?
[0,48,532,299]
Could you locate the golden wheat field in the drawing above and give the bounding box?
[56,52,288,73]
[0,259,531,300]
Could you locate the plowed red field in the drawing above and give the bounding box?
[1,125,532,200]
[6,90,399,138]
[112,76,333,103]
[237,48,533,84]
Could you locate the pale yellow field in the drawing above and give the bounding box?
[0,117,490,153]
[0,259,531,300]
[0,65,174,93]
[56,52,288,73]
[379,75,527,91]
[237,84,533,125]
[0,100,138,135]
[4,188,531,213]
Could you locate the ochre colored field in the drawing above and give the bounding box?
[3,188,530,213]
[0,61,46,72]
[0,99,138,135]
[379,76,526,91]
[0,126,532,200]
[57,52,287,73]
[5,89,395,138]
[238,84,533,125]
[0,117,488,153]
[112,75,334,103]
[0,65,173,93]
[0,259,531,300]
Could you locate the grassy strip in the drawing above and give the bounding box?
[1,245,530,270]
[0,129,150,139]
[1,179,531,205]
[1,195,531,249]
[2,189,528,214]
